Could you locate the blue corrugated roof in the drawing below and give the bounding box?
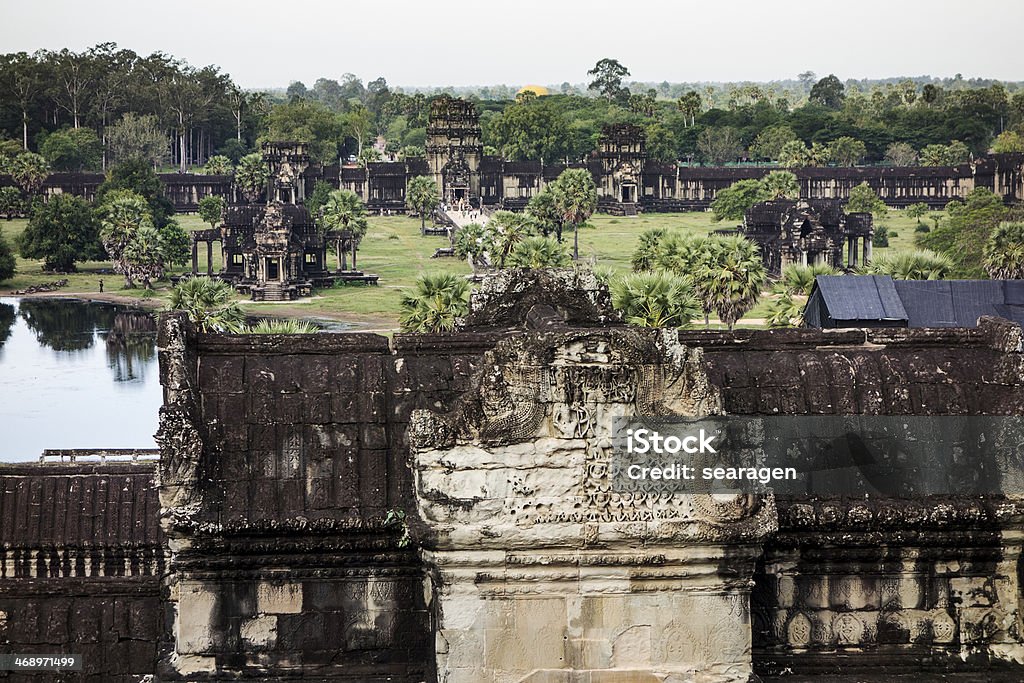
[812,275,908,323]
[808,276,1024,328]
[894,280,1024,327]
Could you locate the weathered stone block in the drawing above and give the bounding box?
[257,581,303,615]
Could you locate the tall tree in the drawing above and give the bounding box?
[550,168,597,261]
[809,74,846,109]
[828,136,867,166]
[40,127,102,172]
[697,127,743,165]
[885,142,918,166]
[406,175,440,233]
[0,52,43,149]
[106,113,171,167]
[45,48,95,129]
[587,58,630,103]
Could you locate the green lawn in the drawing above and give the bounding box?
[0,208,944,328]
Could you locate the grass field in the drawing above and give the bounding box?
[0,208,941,329]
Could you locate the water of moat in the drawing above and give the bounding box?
[0,297,353,462]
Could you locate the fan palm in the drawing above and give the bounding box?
[865,249,953,280]
[550,169,598,261]
[697,235,767,330]
[507,237,571,269]
[168,276,245,333]
[631,227,668,272]
[248,318,319,334]
[766,292,806,328]
[611,271,701,329]
[399,273,470,333]
[486,211,533,268]
[984,223,1024,279]
[775,263,838,296]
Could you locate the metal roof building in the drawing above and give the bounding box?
[804,275,1024,328]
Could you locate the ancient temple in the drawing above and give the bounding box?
[740,198,875,275]
[426,95,484,203]
[189,142,360,301]
[6,272,1024,680]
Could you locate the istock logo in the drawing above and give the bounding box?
[625,428,717,455]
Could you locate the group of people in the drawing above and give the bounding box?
[440,199,485,224]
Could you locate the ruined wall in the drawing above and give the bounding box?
[8,294,1024,681]
[676,321,1024,679]
[0,462,165,682]
[157,319,426,680]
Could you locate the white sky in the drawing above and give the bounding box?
[2,0,1022,89]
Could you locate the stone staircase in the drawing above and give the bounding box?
[621,203,639,216]
[261,282,286,301]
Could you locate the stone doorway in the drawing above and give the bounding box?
[266,257,281,281]
[621,183,637,203]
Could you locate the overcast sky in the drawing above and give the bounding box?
[2,0,1022,89]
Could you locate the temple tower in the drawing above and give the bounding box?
[426,95,483,203]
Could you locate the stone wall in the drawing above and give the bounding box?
[0,462,165,682]
[7,286,1024,681]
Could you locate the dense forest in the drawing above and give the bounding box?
[2,46,1023,175]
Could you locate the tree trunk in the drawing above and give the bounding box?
[22,115,28,150]
[573,223,579,261]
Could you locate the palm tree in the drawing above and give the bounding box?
[122,224,164,289]
[775,263,838,296]
[761,170,800,200]
[550,169,598,261]
[652,233,719,326]
[234,153,269,202]
[9,152,50,196]
[866,249,952,280]
[399,273,470,333]
[610,271,700,329]
[766,292,806,328]
[407,175,440,234]
[486,211,532,268]
[453,222,489,272]
[168,276,245,333]
[202,155,233,175]
[248,318,319,334]
[984,222,1024,279]
[698,235,767,330]
[525,189,563,239]
[631,227,669,272]
[507,237,571,269]
[319,189,369,268]
[99,190,151,287]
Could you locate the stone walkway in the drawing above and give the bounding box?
[443,207,488,229]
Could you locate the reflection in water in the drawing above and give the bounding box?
[16,298,157,383]
[19,298,117,352]
[0,297,162,461]
[0,302,14,350]
[103,310,157,382]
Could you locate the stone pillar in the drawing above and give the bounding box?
[801,250,808,267]
[410,328,775,683]
[847,238,854,268]
[864,235,873,264]
[851,238,859,267]
[206,242,213,276]
[191,242,198,275]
